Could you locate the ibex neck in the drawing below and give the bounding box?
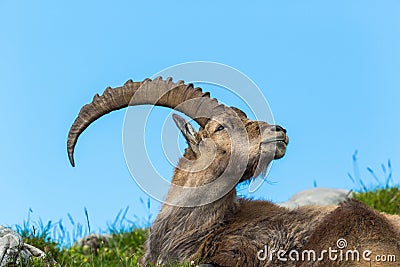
[148,184,238,262]
[160,188,238,229]
[145,155,240,262]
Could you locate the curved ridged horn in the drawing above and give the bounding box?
[67,77,225,167]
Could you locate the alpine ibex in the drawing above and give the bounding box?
[68,77,400,266]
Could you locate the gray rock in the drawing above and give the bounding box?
[279,187,353,209]
[75,233,113,254]
[0,225,57,267]
[0,225,30,266]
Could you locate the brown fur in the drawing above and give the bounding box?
[297,200,400,266]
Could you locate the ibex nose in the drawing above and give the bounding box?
[272,125,287,134]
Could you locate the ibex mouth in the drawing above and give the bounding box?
[260,135,289,160]
[261,138,288,145]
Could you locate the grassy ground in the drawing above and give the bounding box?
[24,228,147,266]
[23,228,195,266]
[350,153,399,214]
[354,187,400,215]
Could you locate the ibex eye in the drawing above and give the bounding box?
[215,125,225,132]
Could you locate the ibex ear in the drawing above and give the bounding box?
[172,114,200,153]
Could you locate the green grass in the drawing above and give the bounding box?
[354,187,400,215]
[16,212,148,266]
[22,227,194,266]
[25,229,146,266]
[349,150,400,215]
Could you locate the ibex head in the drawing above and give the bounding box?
[170,106,288,188]
[67,77,288,203]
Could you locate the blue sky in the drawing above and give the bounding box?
[1,1,399,233]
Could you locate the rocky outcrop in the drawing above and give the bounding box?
[0,225,56,267]
[279,187,353,209]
